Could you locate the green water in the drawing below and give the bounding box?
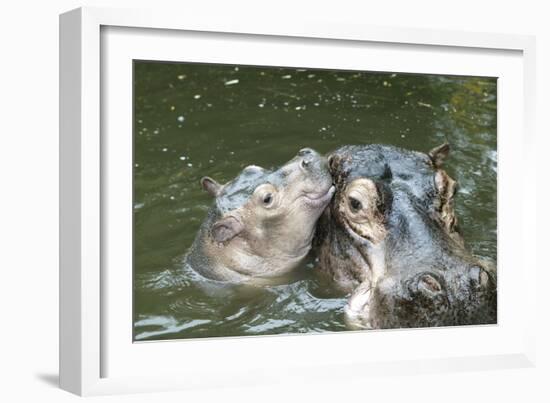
[133,61,497,341]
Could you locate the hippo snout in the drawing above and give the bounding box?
[296,148,330,180]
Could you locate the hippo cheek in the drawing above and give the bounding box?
[301,185,336,210]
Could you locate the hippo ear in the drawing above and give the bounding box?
[201,176,221,197]
[428,143,450,168]
[211,216,244,243]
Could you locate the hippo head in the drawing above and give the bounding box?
[192,148,335,281]
[326,143,461,246]
[317,144,496,329]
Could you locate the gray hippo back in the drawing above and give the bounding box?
[316,143,496,329]
[186,148,335,283]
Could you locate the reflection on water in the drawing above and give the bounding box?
[133,62,497,341]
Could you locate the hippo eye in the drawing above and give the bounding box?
[263,193,273,205]
[349,197,362,211]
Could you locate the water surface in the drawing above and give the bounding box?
[133,61,497,341]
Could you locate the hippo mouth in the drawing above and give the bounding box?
[302,185,336,208]
[344,282,375,330]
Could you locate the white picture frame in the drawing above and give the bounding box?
[59,6,537,396]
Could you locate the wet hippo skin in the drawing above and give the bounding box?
[315,143,497,329]
[186,148,335,283]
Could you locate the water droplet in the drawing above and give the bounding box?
[282,75,292,79]
[307,74,315,79]
[258,103,265,108]
[179,156,187,161]
[194,94,201,99]
[224,79,239,86]
[170,196,175,200]
[177,74,186,80]
[170,105,176,111]
[234,66,239,71]
[187,163,193,167]
[162,148,168,152]
[177,115,185,123]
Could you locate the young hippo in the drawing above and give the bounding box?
[186,148,335,283]
[315,143,497,329]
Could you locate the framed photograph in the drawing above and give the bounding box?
[60,6,537,396]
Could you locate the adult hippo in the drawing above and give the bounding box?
[315,143,497,329]
[186,148,335,283]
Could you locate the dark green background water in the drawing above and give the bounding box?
[133,61,497,341]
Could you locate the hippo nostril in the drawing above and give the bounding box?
[480,271,489,287]
[410,273,443,297]
[298,147,314,156]
[301,159,311,168]
[469,266,490,288]
[419,274,442,293]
